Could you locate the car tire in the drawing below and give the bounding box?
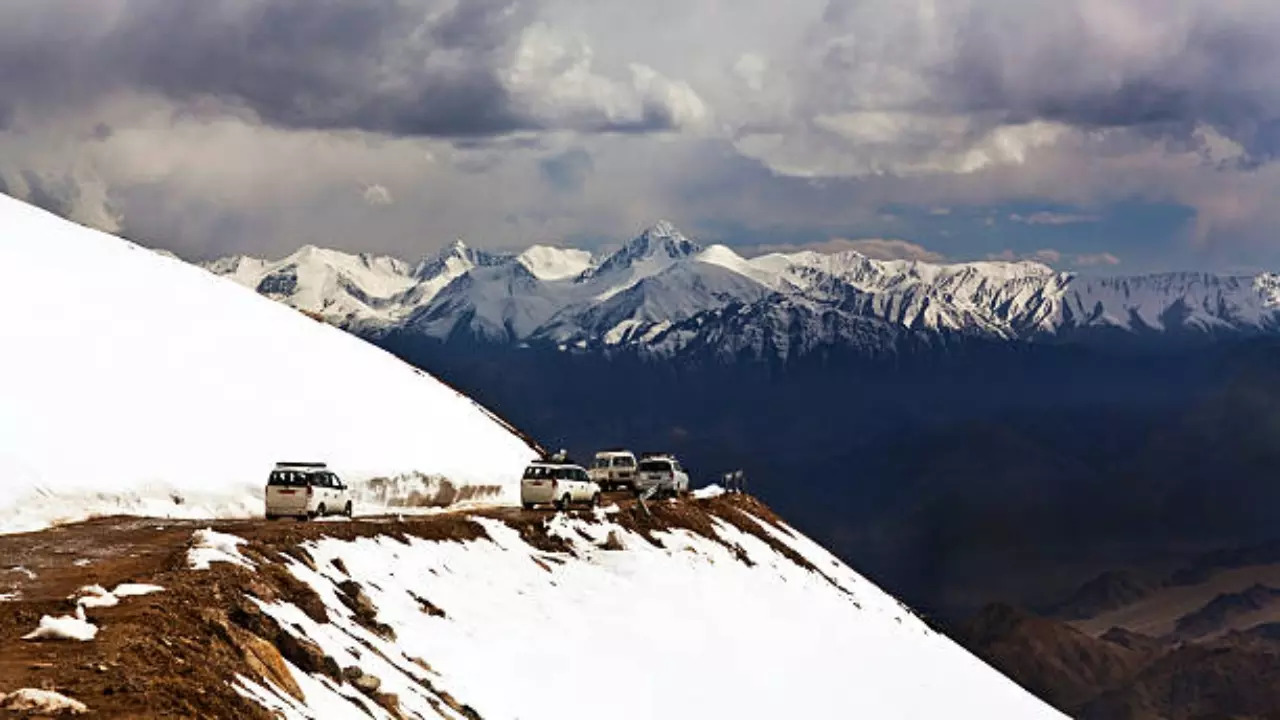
[557,494,571,511]
[266,514,277,521]
[591,493,601,508]
[316,503,327,518]
[522,503,534,511]
[344,502,353,518]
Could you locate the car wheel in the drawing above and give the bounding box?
[522,503,534,511]
[344,502,353,518]
[316,503,327,517]
[265,514,277,521]
[557,494,571,511]
[591,493,601,507]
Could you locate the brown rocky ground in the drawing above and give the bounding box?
[0,492,790,719]
[958,546,1280,720]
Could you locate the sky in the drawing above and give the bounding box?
[3,0,1280,273]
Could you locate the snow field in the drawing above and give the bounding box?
[240,509,1064,719]
[0,194,537,534]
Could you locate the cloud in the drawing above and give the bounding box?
[362,184,393,206]
[987,248,1061,264]
[0,0,708,140]
[988,248,1121,268]
[1073,252,1122,267]
[1010,211,1101,226]
[752,237,946,262]
[538,148,594,193]
[502,23,709,134]
[2,0,1280,269]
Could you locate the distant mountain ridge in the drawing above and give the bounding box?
[203,223,1280,359]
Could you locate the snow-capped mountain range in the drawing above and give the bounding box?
[205,221,1280,359]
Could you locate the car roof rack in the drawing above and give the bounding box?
[638,451,673,459]
[275,461,327,468]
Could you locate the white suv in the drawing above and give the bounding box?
[521,461,601,511]
[634,455,690,498]
[588,450,638,491]
[265,462,353,520]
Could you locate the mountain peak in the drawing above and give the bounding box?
[413,238,511,282]
[580,223,701,282]
[641,219,680,238]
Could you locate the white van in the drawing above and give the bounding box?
[521,461,601,511]
[588,450,638,491]
[265,462,353,520]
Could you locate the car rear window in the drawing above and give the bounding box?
[593,457,610,468]
[268,470,308,487]
[638,460,672,473]
[612,456,635,468]
[523,465,555,480]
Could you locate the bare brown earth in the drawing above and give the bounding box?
[0,492,793,719]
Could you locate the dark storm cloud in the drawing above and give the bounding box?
[807,1,1280,163]
[0,0,572,137]
[928,2,1280,156]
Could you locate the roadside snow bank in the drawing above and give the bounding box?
[240,504,1064,719]
[0,194,537,534]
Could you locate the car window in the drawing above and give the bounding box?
[523,465,552,479]
[556,467,574,480]
[329,473,344,489]
[577,469,589,482]
[268,470,307,487]
[593,457,610,468]
[638,460,672,473]
[613,457,635,468]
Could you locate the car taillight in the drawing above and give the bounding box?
[306,486,313,497]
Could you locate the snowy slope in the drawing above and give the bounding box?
[0,195,538,533]
[229,499,1065,719]
[207,222,1280,359]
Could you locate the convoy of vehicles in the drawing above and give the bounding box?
[587,450,638,491]
[520,460,602,510]
[268,448,689,520]
[264,461,353,520]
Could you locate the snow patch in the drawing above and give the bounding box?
[691,484,725,499]
[112,583,165,597]
[22,606,98,642]
[0,689,88,715]
[72,585,119,609]
[188,528,254,570]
